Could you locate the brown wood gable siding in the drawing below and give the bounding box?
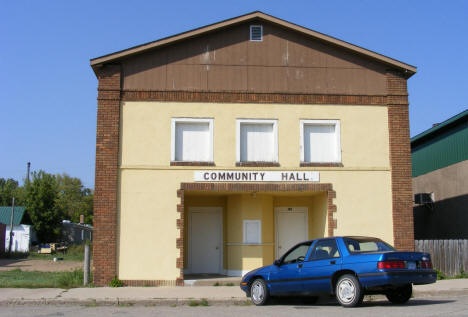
[122,21,387,95]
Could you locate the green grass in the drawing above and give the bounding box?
[436,269,468,280]
[1,244,91,262]
[188,299,209,307]
[0,268,88,288]
[454,270,468,279]
[27,244,90,262]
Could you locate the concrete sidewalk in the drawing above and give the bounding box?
[0,279,467,306]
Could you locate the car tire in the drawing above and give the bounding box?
[335,274,363,307]
[386,284,412,304]
[250,278,270,306]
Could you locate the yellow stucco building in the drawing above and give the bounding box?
[90,12,416,286]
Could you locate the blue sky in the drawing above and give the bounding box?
[1,0,467,188]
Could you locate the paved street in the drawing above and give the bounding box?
[1,295,467,317]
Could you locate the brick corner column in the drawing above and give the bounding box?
[93,64,121,286]
[387,70,414,251]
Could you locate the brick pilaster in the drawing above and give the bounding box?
[387,71,414,251]
[93,64,121,286]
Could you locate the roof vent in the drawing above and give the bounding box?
[250,25,263,42]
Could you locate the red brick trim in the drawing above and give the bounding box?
[122,90,387,105]
[93,64,121,286]
[170,161,216,166]
[176,182,337,283]
[387,71,414,251]
[236,162,280,167]
[122,280,179,286]
[300,162,343,167]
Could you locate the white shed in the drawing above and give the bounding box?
[5,224,31,253]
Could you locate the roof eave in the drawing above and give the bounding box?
[411,109,468,146]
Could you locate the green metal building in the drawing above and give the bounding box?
[411,109,468,239]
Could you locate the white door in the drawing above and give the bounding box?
[189,207,222,274]
[275,207,308,258]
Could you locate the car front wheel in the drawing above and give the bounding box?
[386,284,412,304]
[250,278,269,306]
[335,274,363,307]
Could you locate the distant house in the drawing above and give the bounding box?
[411,109,468,239]
[0,206,34,252]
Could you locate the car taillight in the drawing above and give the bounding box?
[421,260,432,269]
[377,260,406,269]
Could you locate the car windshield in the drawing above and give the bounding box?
[344,237,395,253]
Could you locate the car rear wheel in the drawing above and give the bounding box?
[250,278,269,306]
[386,284,412,304]
[335,274,363,307]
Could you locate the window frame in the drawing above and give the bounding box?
[280,241,313,265]
[171,117,214,162]
[236,119,278,163]
[307,238,341,261]
[249,25,263,42]
[300,119,341,164]
[243,220,262,244]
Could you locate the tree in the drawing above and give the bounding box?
[55,173,94,224]
[25,171,64,242]
[0,178,25,206]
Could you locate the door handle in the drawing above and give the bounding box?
[330,260,336,265]
[297,264,303,269]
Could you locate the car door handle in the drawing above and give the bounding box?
[297,264,303,268]
[330,260,336,265]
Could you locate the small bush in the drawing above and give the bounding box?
[225,282,234,286]
[435,269,446,280]
[213,282,220,286]
[110,276,124,287]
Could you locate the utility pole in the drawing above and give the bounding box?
[26,162,31,183]
[83,244,90,285]
[8,198,15,255]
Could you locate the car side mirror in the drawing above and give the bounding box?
[273,259,281,266]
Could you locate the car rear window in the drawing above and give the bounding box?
[344,237,395,253]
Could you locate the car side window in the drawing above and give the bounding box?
[309,239,340,260]
[282,243,311,264]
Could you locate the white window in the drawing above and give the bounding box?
[237,119,278,162]
[300,120,341,163]
[243,220,261,244]
[171,118,213,162]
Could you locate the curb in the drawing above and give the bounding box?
[0,291,467,306]
[414,290,468,297]
[0,297,250,307]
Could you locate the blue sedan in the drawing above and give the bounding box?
[240,236,437,307]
